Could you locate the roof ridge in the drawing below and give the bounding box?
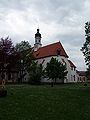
[68,60,76,68]
[39,41,60,49]
[33,41,68,59]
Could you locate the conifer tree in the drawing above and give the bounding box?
[45,57,67,86]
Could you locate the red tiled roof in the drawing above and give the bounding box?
[33,42,68,59]
[68,60,76,68]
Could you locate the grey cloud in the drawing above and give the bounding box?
[0,0,26,10]
[30,0,85,24]
[55,33,85,47]
[0,0,86,25]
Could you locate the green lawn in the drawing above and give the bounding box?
[0,83,90,120]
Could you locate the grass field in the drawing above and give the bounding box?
[0,83,90,120]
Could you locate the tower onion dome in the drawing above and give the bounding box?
[35,29,41,38]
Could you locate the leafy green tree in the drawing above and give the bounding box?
[15,41,31,52]
[28,61,44,84]
[15,41,33,83]
[81,22,90,66]
[86,66,90,80]
[45,57,68,86]
[81,22,90,79]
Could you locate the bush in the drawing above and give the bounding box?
[84,83,87,86]
[0,89,7,97]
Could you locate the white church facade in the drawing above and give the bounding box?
[33,29,77,83]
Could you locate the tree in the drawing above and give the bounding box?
[0,37,17,81]
[81,22,90,79]
[15,41,33,83]
[86,66,90,80]
[0,37,14,64]
[15,41,31,52]
[81,22,90,66]
[28,61,44,84]
[45,57,68,86]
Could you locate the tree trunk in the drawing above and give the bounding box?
[51,79,54,87]
[55,78,56,85]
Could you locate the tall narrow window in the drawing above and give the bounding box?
[74,75,75,81]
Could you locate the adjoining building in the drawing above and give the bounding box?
[77,71,88,82]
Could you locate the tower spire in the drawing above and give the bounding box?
[34,28,42,51]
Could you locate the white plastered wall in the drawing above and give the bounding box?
[35,55,77,83]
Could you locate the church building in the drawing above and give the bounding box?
[33,29,77,83]
[0,28,88,84]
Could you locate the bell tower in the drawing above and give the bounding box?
[34,28,42,50]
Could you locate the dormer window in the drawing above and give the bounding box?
[57,49,61,55]
[36,52,39,56]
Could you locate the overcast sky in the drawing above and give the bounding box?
[0,0,90,70]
